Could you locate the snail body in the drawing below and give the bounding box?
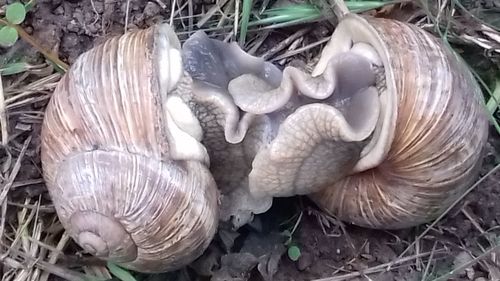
[40,12,488,273]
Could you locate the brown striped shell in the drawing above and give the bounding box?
[307,14,489,229]
[40,24,219,272]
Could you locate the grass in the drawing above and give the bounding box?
[1,0,500,280]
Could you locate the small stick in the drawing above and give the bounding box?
[461,206,486,234]
[196,0,230,28]
[169,0,177,26]
[39,232,71,281]
[154,0,167,9]
[124,0,131,32]
[432,244,500,281]
[420,242,438,281]
[234,0,239,41]
[0,73,8,146]
[261,27,311,60]
[188,0,194,32]
[0,19,69,71]
[0,136,31,240]
[329,0,350,19]
[271,37,331,62]
[313,249,447,281]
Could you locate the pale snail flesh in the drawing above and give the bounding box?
[40,12,489,273]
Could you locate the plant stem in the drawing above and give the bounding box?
[0,18,69,72]
[330,0,350,18]
[486,79,500,114]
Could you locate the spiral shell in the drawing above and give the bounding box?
[40,24,218,272]
[308,14,489,229]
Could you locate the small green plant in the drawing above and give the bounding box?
[83,262,138,281]
[280,211,303,262]
[0,1,34,47]
[287,245,301,262]
[282,229,302,261]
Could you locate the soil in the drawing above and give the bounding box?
[20,0,170,64]
[2,0,500,281]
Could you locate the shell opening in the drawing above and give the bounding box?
[313,13,396,174]
[154,23,184,94]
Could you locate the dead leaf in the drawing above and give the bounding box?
[210,253,259,281]
[257,244,286,281]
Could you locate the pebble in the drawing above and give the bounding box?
[62,32,79,49]
[143,1,161,18]
[296,252,312,271]
[92,1,104,13]
[54,5,64,15]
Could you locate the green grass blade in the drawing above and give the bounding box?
[107,262,138,281]
[0,61,29,75]
[486,79,500,114]
[248,1,397,28]
[345,0,398,10]
[239,0,253,45]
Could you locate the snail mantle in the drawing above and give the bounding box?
[40,13,489,273]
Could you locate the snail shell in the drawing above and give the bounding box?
[217,13,488,229]
[307,14,489,229]
[40,24,219,272]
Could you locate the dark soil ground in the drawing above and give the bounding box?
[2,0,500,281]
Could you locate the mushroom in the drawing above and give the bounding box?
[40,11,489,274]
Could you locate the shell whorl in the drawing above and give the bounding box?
[309,15,489,229]
[40,24,218,272]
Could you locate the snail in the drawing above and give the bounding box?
[222,13,490,229]
[40,10,488,275]
[40,25,220,273]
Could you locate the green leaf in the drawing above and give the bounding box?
[6,2,27,25]
[0,26,19,47]
[107,262,138,281]
[0,62,29,75]
[287,245,301,261]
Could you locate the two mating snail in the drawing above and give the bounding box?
[40,8,489,273]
